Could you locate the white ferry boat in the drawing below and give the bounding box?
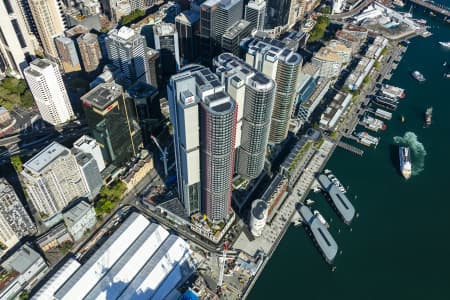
[399,146,412,179]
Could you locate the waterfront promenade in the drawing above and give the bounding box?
[240,38,408,299]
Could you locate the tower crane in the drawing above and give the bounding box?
[150,135,168,177]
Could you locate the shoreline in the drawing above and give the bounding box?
[241,38,408,300]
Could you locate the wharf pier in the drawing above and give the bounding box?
[405,0,450,21]
[336,141,364,156]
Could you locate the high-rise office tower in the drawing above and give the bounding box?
[73,135,106,172]
[245,38,302,144]
[126,81,159,145]
[214,53,275,179]
[16,0,40,45]
[105,27,150,85]
[28,0,67,59]
[0,0,37,78]
[72,149,102,199]
[175,9,200,64]
[24,59,74,126]
[153,23,180,77]
[265,0,303,32]
[81,82,142,167]
[77,33,102,73]
[147,48,160,88]
[168,66,236,221]
[199,0,244,64]
[0,178,36,254]
[221,20,251,56]
[55,36,81,73]
[21,142,88,220]
[244,0,266,31]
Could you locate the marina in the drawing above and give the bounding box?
[250,0,450,297]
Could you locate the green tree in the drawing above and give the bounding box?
[319,6,331,14]
[21,91,34,107]
[308,16,330,43]
[19,291,29,300]
[119,9,145,26]
[10,155,23,172]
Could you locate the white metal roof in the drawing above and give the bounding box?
[117,235,191,300]
[55,212,150,300]
[84,223,170,300]
[31,258,81,300]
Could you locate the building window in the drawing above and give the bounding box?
[11,19,27,48]
[3,0,13,14]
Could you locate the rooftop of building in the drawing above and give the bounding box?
[246,38,302,65]
[214,53,274,91]
[81,82,123,110]
[344,23,368,33]
[109,26,139,41]
[1,244,42,274]
[65,24,90,37]
[0,178,13,195]
[327,40,352,53]
[31,59,53,69]
[55,212,192,299]
[336,30,359,43]
[223,20,251,40]
[154,22,176,36]
[77,32,98,43]
[55,36,74,44]
[302,62,320,77]
[73,135,97,149]
[72,148,94,167]
[192,67,224,94]
[321,92,352,120]
[251,199,267,220]
[203,90,235,114]
[313,47,344,63]
[23,142,70,174]
[126,81,158,98]
[63,200,93,227]
[175,9,199,25]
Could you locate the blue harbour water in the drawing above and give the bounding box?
[249,4,450,299]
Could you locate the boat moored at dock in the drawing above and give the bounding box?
[355,131,379,147]
[313,210,330,228]
[297,204,338,264]
[361,115,386,132]
[317,174,356,225]
[324,169,347,194]
[375,108,393,120]
[380,84,405,99]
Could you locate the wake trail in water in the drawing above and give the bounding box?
[393,132,427,176]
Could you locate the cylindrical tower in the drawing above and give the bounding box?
[237,73,275,179]
[269,53,302,144]
[250,199,268,237]
[200,92,237,222]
